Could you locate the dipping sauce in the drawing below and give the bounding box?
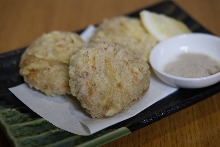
[164,53,220,78]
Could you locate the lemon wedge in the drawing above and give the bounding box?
[140,10,191,41]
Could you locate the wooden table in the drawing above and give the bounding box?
[0,0,220,146]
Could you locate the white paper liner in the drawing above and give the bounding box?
[9,26,177,135]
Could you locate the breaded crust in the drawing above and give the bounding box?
[20,55,69,96]
[24,31,84,64]
[20,31,84,96]
[69,41,150,118]
[90,16,157,62]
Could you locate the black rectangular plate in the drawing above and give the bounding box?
[0,1,220,147]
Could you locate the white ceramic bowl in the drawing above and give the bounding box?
[149,33,220,88]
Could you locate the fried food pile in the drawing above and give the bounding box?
[20,12,190,118]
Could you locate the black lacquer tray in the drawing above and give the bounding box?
[0,1,219,146]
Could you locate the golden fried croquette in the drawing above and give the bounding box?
[90,16,157,62]
[20,31,84,96]
[69,41,150,118]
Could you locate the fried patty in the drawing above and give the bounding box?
[90,16,157,62]
[69,41,150,118]
[20,31,84,96]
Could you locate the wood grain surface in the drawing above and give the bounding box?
[0,0,220,146]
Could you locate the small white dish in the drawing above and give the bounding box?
[149,33,220,88]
